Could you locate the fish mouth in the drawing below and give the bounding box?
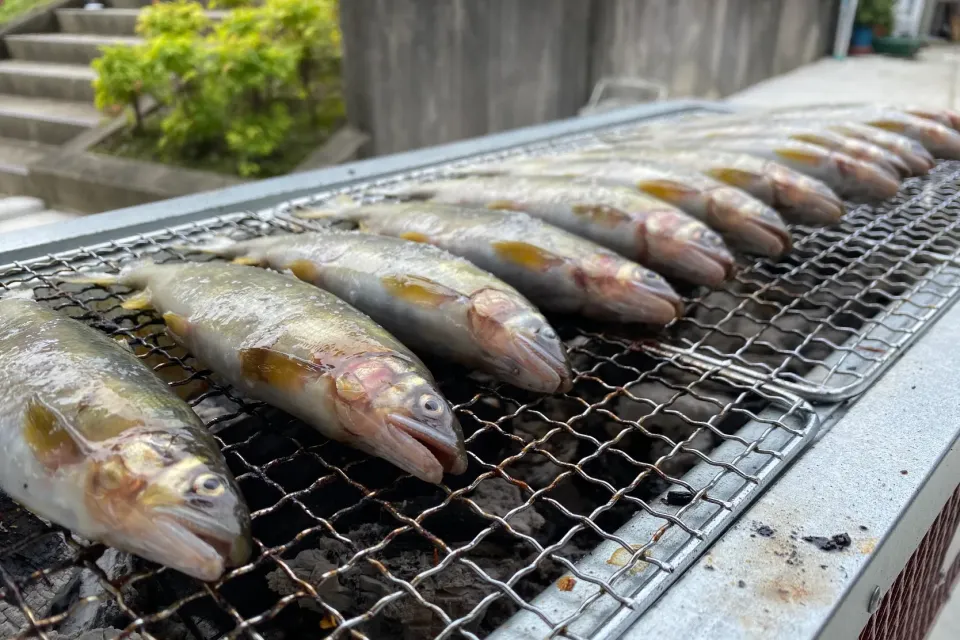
[708,191,791,256]
[605,272,683,324]
[771,175,845,225]
[499,331,573,393]
[669,232,734,287]
[837,156,900,200]
[142,509,252,582]
[386,413,468,482]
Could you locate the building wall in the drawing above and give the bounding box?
[341,0,840,156]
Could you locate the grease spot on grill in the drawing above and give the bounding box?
[859,538,878,554]
[556,576,576,592]
[607,545,648,570]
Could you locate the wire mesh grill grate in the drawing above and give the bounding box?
[0,212,816,640]
[658,160,960,402]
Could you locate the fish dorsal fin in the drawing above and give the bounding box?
[381,274,461,307]
[239,347,329,392]
[23,396,90,471]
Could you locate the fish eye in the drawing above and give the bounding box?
[419,394,443,416]
[538,326,558,341]
[193,474,225,497]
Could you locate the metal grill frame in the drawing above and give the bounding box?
[0,99,958,640]
[628,295,960,640]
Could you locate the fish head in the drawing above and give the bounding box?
[467,288,573,393]
[641,213,734,286]
[574,253,683,324]
[834,153,900,199]
[85,435,251,582]
[333,355,467,483]
[707,189,792,257]
[768,168,845,225]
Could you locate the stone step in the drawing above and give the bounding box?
[105,0,154,8]
[56,8,227,36]
[0,61,95,102]
[0,95,101,145]
[0,137,55,196]
[5,33,142,65]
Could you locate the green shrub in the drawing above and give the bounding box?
[93,0,343,177]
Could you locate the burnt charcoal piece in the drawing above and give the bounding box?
[663,490,694,506]
[802,533,852,551]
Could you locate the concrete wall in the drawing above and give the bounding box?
[340,0,840,157]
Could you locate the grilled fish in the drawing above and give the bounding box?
[696,107,960,159]
[0,296,251,581]
[821,122,935,175]
[464,158,791,256]
[573,147,845,226]
[180,231,573,394]
[620,125,910,177]
[297,202,686,324]
[62,261,467,484]
[383,175,734,283]
[617,138,900,201]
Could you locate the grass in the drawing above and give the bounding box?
[0,0,54,26]
[95,109,343,179]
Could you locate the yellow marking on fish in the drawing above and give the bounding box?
[23,397,84,470]
[320,615,339,630]
[706,168,760,190]
[637,179,697,203]
[120,289,153,311]
[775,148,824,167]
[868,120,907,134]
[162,311,192,340]
[486,200,526,212]
[239,347,326,392]
[288,259,321,283]
[492,241,564,272]
[400,231,431,243]
[381,274,460,307]
[570,204,632,227]
[231,256,261,266]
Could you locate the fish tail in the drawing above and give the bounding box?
[171,236,240,258]
[53,259,153,288]
[294,194,361,220]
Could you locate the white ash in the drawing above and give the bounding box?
[466,477,545,537]
[266,549,352,612]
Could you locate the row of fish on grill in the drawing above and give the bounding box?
[1,103,957,582]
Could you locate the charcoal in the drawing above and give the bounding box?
[55,549,137,637]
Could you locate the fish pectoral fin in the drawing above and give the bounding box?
[23,396,89,471]
[775,148,824,166]
[231,257,262,266]
[705,168,758,190]
[400,231,431,243]
[239,347,327,392]
[487,200,525,212]
[55,272,121,287]
[162,311,193,341]
[492,241,565,271]
[288,259,321,283]
[120,289,153,311]
[638,179,698,203]
[381,274,461,307]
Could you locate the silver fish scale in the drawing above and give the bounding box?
[1,108,960,640]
